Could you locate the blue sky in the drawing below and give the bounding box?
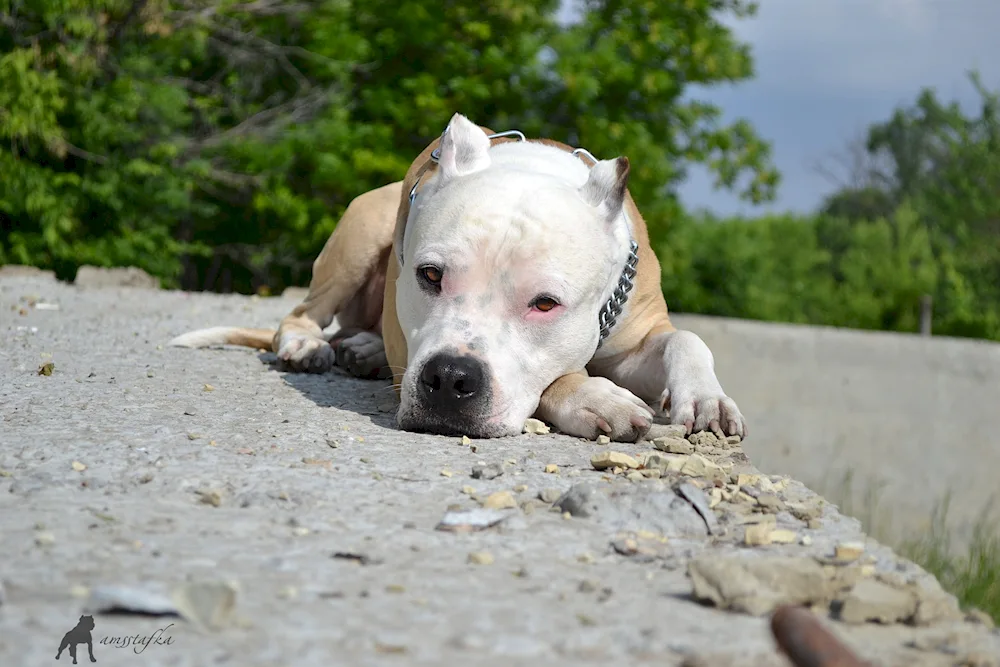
[563,0,1000,216]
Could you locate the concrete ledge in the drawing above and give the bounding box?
[1,276,997,665]
[672,313,1000,545]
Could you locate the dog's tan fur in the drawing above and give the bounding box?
[182,125,676,374]
[169,123,742,440]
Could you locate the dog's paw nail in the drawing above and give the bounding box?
[630,414,650,429]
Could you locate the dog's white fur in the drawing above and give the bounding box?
[394,118,637,436]
[169,113,747,443]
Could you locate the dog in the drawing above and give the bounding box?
[55,614,97,663]
[170,113,747,443]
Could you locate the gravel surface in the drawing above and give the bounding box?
[1,273,998,667]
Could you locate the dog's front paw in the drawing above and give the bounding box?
[333,331,390,380]
[661,384,747,439]
[549,376,654,442]
[276,333,334,373]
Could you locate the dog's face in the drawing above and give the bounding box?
[394,113,634,437]
[78,615,95,630]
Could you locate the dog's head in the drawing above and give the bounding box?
[394,113,635,437]
[78,615,95,630]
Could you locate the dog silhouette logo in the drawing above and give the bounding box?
[55,614,97,663]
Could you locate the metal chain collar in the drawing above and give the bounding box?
[408,126,640,348]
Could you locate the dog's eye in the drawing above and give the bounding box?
[531,296,560,312]
[419,265,443,288]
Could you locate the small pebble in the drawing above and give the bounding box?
[471,462,504,480]
[834,541,865,562]
[591,451,638,470]
[461,435,472,445]
[538,488,562,504]
[596,435,611,445]
[544,464,559,474]
[483,491,516,510]
[468,551,494,565]
[71,461,87,472]
[35,531,55,547]
[652,437,693,454]
[522,419,550,435]
[440,469,453,478]
[744,524,772,546]
[769,529,798,544]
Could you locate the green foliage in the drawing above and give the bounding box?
[1,0,778,292]
[663,74,1000,343]
[661,204,943,335]
[900,498,1000,624]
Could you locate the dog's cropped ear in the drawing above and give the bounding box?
[579,156,630,224]
[437,113,491,181]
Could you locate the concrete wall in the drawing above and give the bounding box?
[671,313,1000,546]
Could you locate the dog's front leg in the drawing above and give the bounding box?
[86,639,96,663]
[534,371,655,442]
[604,329,747,439]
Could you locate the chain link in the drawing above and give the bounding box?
[596,240,639,348]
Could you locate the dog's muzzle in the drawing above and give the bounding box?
[400,351,497,436]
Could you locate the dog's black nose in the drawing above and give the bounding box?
[418,353,486,411]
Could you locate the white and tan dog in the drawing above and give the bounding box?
[170,113,747,442]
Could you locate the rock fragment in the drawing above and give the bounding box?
[522,419,550,435]
[744,524,772,546]
[679,454,727,483]
[435,509,508,533]
[467,551,494,565]
[647,423,687,440]
[482,491,517,510]
[554,484,600,518]
[652,437,693,454]
[687,556,853,616]
[768,529,798,544]
[839,579,917,625]
[196,489,222,507]
[756,493,786,513]
[833,542,865,563]
[591,451,638,471]
[538,488,562,504]
[544,464,559,474]
[687,431,719,448]
[471,462,504,480]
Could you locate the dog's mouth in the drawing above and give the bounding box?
[396,408,516,439]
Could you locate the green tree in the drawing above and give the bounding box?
[659,212,835,324]
[1,0,780,293]
[815,73,1000,340]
